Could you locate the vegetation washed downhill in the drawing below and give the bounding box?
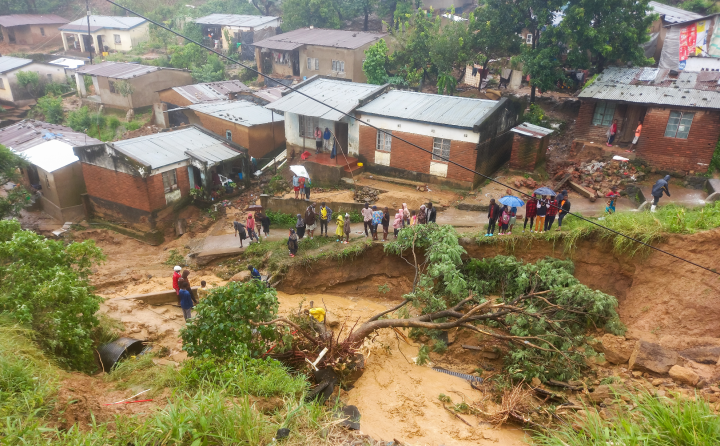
[476,200,720,257]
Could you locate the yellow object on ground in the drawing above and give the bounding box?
[309,307,325,322]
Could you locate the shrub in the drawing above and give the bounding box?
[0,220,105,370]
[65,106,92,131]
[36,94,64,124]
[267,210,296,228]
[15,70,40,97]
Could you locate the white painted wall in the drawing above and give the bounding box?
[355,113,480,143]
[284,112,360,156]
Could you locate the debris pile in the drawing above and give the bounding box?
[551,159,644,199]
[513,177,538,190]
[353,186,381,203]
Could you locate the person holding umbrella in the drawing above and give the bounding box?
[498,195,524,235]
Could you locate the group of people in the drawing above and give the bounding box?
[234,211,271,247]
[360,202,437,241]
[485,191,572,237]
[172,266,209,321]
[292,173,312,200]
[314,127,334,154]
[606,119,643,150]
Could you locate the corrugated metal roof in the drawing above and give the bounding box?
[511,122,554,138]
[18,140,78,173]
[76,61,178,79]
[252,86,287,103]
[59,15,145,32]
[194,14,278,28]
[648,1,703,24]
[579,67,720,109]
[254,28,386,51]
[168,80,251,103]
[0,120,102,151]
[49,58,85,69]
[267,78,385,121]
[0,56,32,73]
[187,100,283,126]
[111,127,243,169]
[357,90,497,129]
[0,14,68,27]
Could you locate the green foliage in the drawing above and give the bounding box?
[267,210,296,228]
[438,393,452,403]
[709,137,720,174]
[164,249,186,267]
[432,340,448,354]
[416,344,430,365]
[64,106,92,132]
[464,255,623,381]
[181,281,279,358]
[378,283,390,294]
[36,94,64,124]
[15,70,40,97]
[533,391,720,445]
[43,82,70,96]
[281,0,342,30]
[0,145,30,219]
[191,54,226,83]
[0,220,105,370]
[363,39,391,85]
[169,43,207,70]
[437,73,457,96]
[522,103,550,129]
[113,80,134,97]
[680,0,719,15]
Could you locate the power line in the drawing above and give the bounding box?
[105,0,719,277]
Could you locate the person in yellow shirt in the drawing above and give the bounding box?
[319,202,333,237]
[198,280,209,300]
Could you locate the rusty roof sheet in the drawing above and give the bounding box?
[648,1,702,24]
[253,28,386,51]
[75,61,183,79]
[194,14,278,28]
[187,100,283,126]
[60,15,145,32]
[579,66,720,109]
[0,14,68,27]
[0,56,32,73]
[167,80,251,103]
[0,119,101,152]
[511,122,554,138]
[252,86,287,103]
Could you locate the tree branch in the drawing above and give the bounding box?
[251,318,321,346]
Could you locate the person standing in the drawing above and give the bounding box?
[314,127,323,154]
[335,213,345,242]
[524,194,537,233]
[295,214,306,239]
[288,229,298,257]
[418,205,427,225]
[606,119,618,147]
[534,196,547,233]
[557,195,571,231]
[234,220,247,247]
[198,280,209,300]
[257,211,270,240]
[319,202,333,237]
[292,173,300,199]
[343,212,351,244]
[632,120,642,149]
[393,209,403,238]
[499,205,510,235]
[371,205,383,240]
[410,210,417,225]
[181,269,191,288]
[651,175,671,212]
[172,265,182,296]
[304,176,312,200]
[178,282,196,321]
[426,203,437,223]
[485,198,500,237]
[402,203,410,227]
[545,195,558,231]
[361,202,373,237]
[305,203,317,239]
[381,207,390,241]
[605,188,620,214]
[246,213,259,243]
[508,206,517,234]
[298,175,306,199]
[323,127,332,152]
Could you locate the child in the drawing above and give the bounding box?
[393,209,403,238]
[508,206,517,234]
[371,206,383,241]
[410,210,417,226]
[499,205,510,235]
[343,213,351,244]
[288,229,298,257]
[381,207,390,242]
[198,280,209,300]
[246,214,259,243]
[335,213,345,242]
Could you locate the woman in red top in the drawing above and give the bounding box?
[544,196,558,231]
[523,194,537,232]
[606,119,618,147]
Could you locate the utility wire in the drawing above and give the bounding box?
[105,0,719,277]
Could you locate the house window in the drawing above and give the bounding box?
[226,130,232,140]
[432,137,451,161]
[114,34,121,44]
[298,115,319,138]
[332,60,345,72]
[40,27,45,36]
[526,33,532,44]
[108,80,116,93]
[664,111,694,139]
[0,78,5,90]
[591,101,616,126]
[162,170,178,193]
[306,57,319,71]
[376,129,392,152]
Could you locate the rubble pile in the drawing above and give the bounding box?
[353,186,381,203]
[551,159,645,199]
[513,177,538,189]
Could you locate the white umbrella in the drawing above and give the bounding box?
[290,165,310,178]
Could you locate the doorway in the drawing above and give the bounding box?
[335,121,348,156]
[97,35,104,52]
[291,53,300,76]
[7,28,15,43]
[188,165,203,190]
[618,105,647,143]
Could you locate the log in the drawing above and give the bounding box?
[547,379,583,391]
[462,345,482,351]
[569,181,597,201]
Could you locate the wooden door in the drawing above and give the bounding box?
[335,121,349,155]
[619,105,646,143]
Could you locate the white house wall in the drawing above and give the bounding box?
[355,113,480,143]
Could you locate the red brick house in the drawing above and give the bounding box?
[576,67,720,172]
[73,126,248,231]
[355,90,522,189]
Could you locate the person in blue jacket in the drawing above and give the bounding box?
[178,282,196,321]
[651,175,671,212]
[248,265,261,280]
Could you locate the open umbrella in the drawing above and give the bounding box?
[534,186,556,196]
[499,195,525,207]
[290,165,310,178]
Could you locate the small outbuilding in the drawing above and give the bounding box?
[59,15,149,54]
[194,14,279,59]
[0,14,68,46]
[0,56,67,105]
[508,123,554,172]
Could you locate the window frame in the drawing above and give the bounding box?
[526,33,532,44]
[225,130,232,140]
[306,57,319,71]
[298,115,319,138]
[591,101,616,127]
[162,170,178,193]
[108,80,116,94]
[40,27,45,36]
[376,129,392,152]
[664,110,695,139]
[432,137,451,162]
[332,59,345,73]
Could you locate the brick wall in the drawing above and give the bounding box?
[574,100,618,142]
[158,89,191,107]
[636,107,720,171]
[147,167,190,211]
[82,163,152,212]
[358,124,477,183]
[509,134,542,171]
